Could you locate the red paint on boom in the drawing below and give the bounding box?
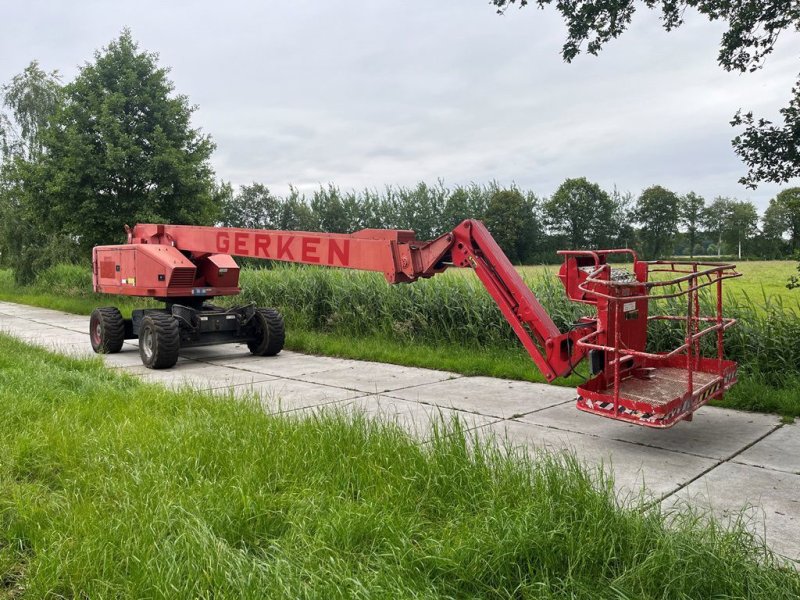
[328,239,350,266]
[302,237,320,263]
[254,233,271,257]
[277,236,294,260]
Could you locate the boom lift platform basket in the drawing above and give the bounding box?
[558,250,741,428]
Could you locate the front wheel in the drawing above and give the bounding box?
[248,308,285,356]
[139,313,180,369]
[90,307,125,354]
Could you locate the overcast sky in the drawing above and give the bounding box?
[2,0,798,212]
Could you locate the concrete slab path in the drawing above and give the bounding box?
[1,300,797,564]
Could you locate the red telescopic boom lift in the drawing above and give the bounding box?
[92,220,740,428]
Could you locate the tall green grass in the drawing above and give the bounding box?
[235,265,800,383]
[646,288,800,381]
[233,265,800,417]
[2,264,798,415]
[235,266,589,348]
[0,267,154,317]
[1,334,797,598]
[8,264,797,382]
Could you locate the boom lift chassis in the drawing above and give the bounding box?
[92,220,740,428]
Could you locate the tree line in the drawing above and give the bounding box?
[1,31,798,285]
[217,180,800,264]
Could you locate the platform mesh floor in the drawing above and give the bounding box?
[604,367,718,407]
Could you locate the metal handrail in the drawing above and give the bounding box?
[575,317,736,361]
[568,256,737,425]
[576,262,740,301]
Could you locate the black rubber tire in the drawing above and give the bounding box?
[89,307,125,354]
[138,312,180,369]
[247,308,285,356]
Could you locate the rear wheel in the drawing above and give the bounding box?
[89,307,125,354]
[248,308,285,356]
[139,313,180,369]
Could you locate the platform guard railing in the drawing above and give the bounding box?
[574,258,740,421]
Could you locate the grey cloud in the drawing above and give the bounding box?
[1,0,797,209]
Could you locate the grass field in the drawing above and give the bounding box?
[723,261,800,305]
[1,334,798,598]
